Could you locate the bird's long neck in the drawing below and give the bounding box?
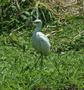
[34,24,42,33]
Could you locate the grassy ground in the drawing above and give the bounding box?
[0,17,84,90]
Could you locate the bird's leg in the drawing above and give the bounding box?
[32,54,43,70]
[39,54,46,84]
[30,53,44,71]
[34,54,41,69]
[30,53,40,71]
[40,54,44,70]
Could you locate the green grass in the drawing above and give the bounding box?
[0,17,84,90]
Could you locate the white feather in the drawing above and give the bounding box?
[32,19,51,55]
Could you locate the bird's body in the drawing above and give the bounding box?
[32,19,51,55]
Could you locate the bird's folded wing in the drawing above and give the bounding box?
[36,32,50,43]
[36,32,51,53]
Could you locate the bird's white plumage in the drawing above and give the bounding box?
[32,19,51,55]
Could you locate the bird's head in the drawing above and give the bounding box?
[33,19,42,26]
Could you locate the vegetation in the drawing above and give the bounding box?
[0,0,84,90]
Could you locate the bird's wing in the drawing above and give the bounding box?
[37,32,50,43]
[36,32,51,54]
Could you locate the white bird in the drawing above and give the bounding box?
[32,19,51,55]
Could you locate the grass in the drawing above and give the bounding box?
[0,17,84,90]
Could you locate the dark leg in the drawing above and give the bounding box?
[30,54,41,70]
[40,54,44,70]
[34,54,41,69]
[30,54,44,71]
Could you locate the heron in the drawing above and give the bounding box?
[32,19,51,69]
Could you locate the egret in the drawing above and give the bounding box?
[32,19,51,55]
[32,19,51,69]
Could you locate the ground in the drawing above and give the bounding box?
[0,17,84,90]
